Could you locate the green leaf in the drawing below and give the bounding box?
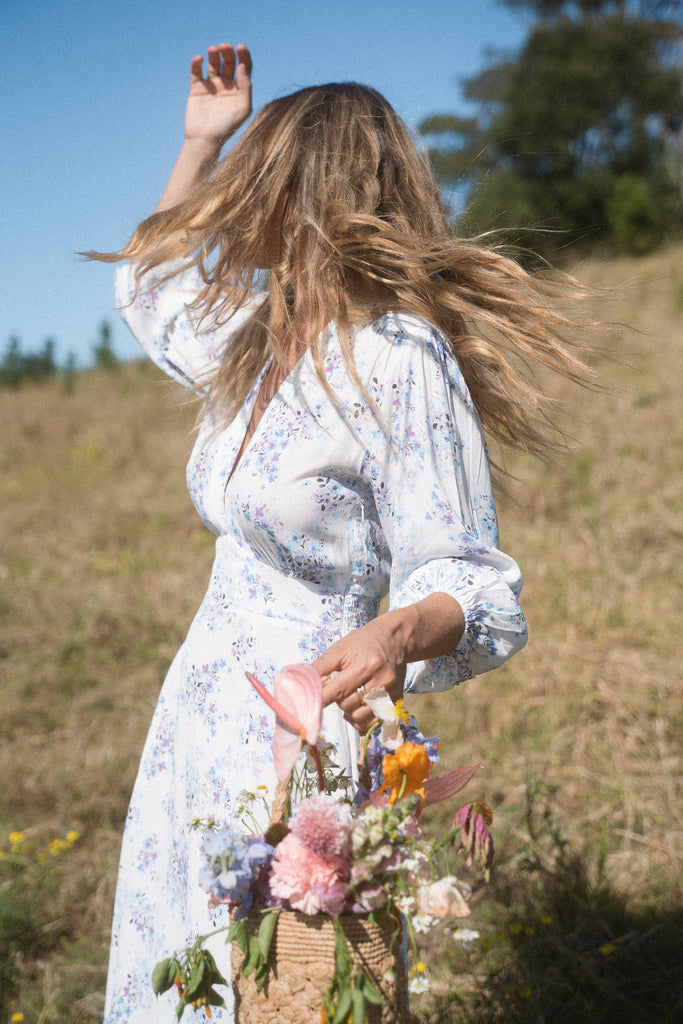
[352,984,367,1024]
[175,992,189,1021]
[331,987,352,1023]
[359,972,383,1005]
[332,918,353,982]
[253,959,269,992]
[228,917,249,954]
[256,908,278,961]
[184,956,206,998]
[151,956,176,995]
[242,934,265,980]
[208,986,227,1008]
[202,948,228,987]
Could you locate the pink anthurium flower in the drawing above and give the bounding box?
[247,664,323,784]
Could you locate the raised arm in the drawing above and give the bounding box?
[156,43,253,213]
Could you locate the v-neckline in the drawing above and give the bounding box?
[225,352,305,488]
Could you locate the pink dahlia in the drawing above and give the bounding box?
[269,833,349,915]
[290,793,352,858]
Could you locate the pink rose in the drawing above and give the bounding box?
[417,877,472,919]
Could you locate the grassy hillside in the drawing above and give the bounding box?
[1,246,681,1023]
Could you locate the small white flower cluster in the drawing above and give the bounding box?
[447,925,481,950]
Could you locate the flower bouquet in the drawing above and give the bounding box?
[152,665,494,1022]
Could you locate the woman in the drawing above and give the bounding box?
[94,43,585,1023]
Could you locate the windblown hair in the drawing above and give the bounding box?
[94,81,595,454]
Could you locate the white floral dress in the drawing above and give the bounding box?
[103,263,527,1023]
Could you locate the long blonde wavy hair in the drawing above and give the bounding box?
[94,81,594,454]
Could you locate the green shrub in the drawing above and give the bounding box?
[607,175,665,255]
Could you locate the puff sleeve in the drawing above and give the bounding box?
[114,262,257,390]
[350,314,528,692]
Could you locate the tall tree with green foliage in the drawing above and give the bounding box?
[92,320,119,372]
[0,336,57,388]
[421,0,683,255]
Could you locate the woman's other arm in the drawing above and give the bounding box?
[155,43,252,213]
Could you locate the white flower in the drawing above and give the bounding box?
[410,913,435,934]
[449,926,480,949]
[394,893,417,915]
[361,689,403,749]
[408,975,431,994]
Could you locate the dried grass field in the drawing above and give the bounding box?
[1,246,681,1023]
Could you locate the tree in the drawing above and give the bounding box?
[0,337,24,388]
[0,336,57,388]
[421,0,683,254]
[92,320,119,372]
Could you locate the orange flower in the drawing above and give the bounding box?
[380,742,431,804]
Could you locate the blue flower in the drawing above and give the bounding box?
[198,826,274,904]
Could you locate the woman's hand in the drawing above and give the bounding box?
[154,43,252,213]
[313,612,411,734]
[313,593,465,734]
[185,43,253,147]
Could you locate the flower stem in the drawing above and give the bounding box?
[309,743,325,792]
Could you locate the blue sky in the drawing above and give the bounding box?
[1,0,529,366]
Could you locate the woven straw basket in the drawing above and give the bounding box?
[231,909,409,1023]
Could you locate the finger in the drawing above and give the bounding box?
[344,708,376,734]
[313,648,342,681]
[217,42,236,81]
[320,667,365,707]
[336,685,367,715]
[206,45,222,78]
[189,54,204,85]
[235,43,253,81]
[322,663,400,707]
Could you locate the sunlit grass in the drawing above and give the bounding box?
[1,245,681,1021]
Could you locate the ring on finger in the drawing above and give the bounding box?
[356,684,367,701]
